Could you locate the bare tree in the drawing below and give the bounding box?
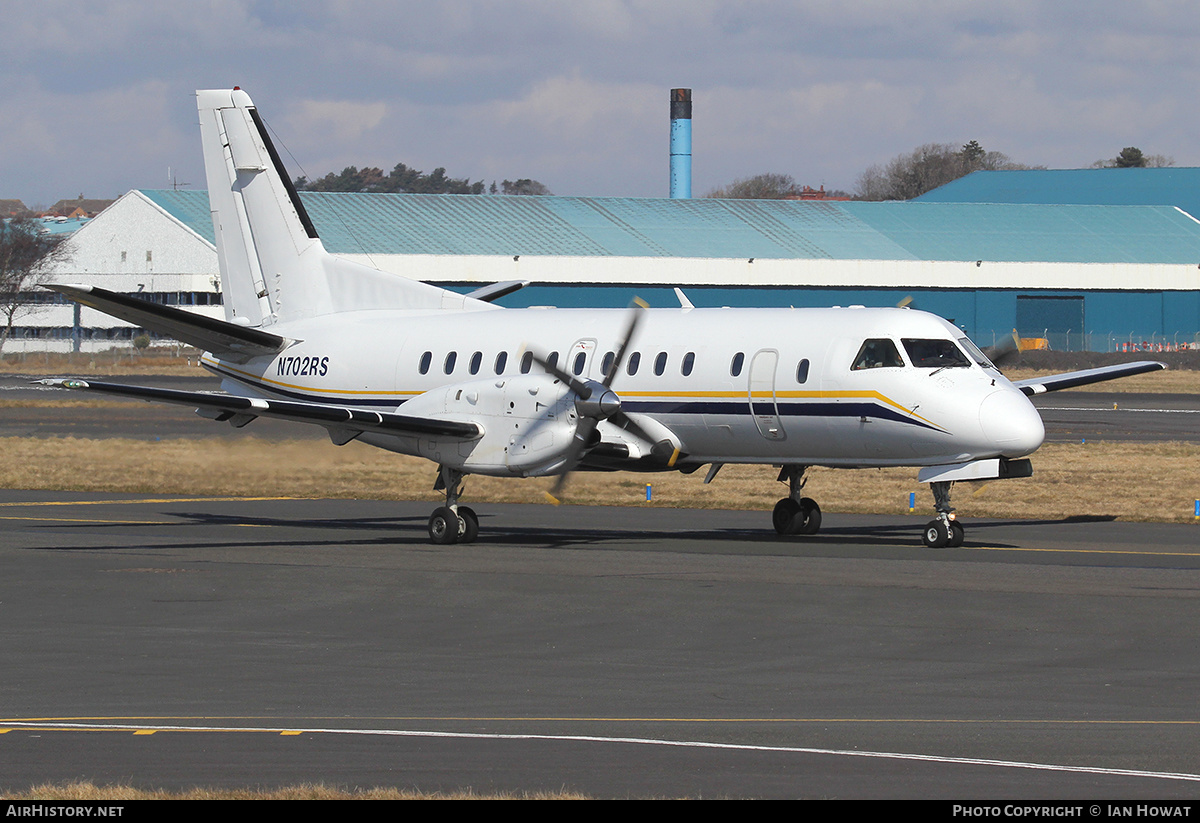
[0,217,71,355]
[705,173,798,199]
[855,142,1035,200]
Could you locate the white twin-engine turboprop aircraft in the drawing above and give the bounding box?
[43,88,1165,547]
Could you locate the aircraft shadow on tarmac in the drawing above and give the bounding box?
[24,506,1127,554]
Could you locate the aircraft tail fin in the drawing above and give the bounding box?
[196,88,486,327]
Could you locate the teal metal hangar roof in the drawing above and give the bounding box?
[914,167,1200,218]
[140,189,1200,265]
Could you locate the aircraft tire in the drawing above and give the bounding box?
[458,506,479,544]
[428,506,461,545]
[948,520,965,547]
[772,498,801,535]
[922,519,949,548]
[798,498,822,535]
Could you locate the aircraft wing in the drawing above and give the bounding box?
[44,284,289,363]
[38,378,481,440]
[1012,360,1166,395]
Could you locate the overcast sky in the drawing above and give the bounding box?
[3,1,1198,207]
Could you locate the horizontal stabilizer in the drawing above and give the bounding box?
[46,284,288,363]
[464,280,529,303]
[38,378,482,440]
[1013,361,1166,395]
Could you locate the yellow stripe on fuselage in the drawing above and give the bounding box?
[203,358,943,431]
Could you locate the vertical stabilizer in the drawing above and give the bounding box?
[196,88,484,326]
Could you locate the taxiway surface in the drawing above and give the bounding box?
[3,492,1199,798]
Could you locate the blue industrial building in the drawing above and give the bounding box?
[135,187,1200,351]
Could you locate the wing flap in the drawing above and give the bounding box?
[1013,361,1166,395]
[38,378,481,439]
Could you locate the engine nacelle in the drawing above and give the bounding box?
[398,374,581,476]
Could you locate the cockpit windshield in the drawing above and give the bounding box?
[957,336,997,370]
[851,338,905,370]
[901,338,971,369]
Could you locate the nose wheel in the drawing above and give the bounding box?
[922,481,965,547]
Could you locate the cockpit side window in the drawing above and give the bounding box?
[851,339,905,370]
[902,338,970,369]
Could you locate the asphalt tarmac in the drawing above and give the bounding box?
[3,372,1199,797]
[3,493,1200,798]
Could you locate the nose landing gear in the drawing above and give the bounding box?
[922,480,965,548]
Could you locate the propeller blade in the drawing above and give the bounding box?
[549,417,598,499]
[604,296,647,387]
[609,410,656,445]
[982,329,1021,367]
[528,351,592,399]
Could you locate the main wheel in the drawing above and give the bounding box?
[922,519,949,548]
[947,520,965,548]
[798,497,822,535]
[428,506,460,545]
[457,506,479,544]
[772,498,801,535]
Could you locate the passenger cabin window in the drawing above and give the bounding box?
[681,352,695,376]
[444,351,457,374]
[601,351,615,379]
[627,351,641,376]
[572,351,587,376]
[520,351,533,374]
[730,352,744,377]
[469,351,483,375]
[902,339,970,369]
[851,339,904,370]
[547,352,559,370]
[654,352,668,376]
[419,351,432,375]
[494,351,508,374]
[796,359,810,383]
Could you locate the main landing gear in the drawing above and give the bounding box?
[427,465,479,545]
[772,465,822,536]
[922,480,964,548]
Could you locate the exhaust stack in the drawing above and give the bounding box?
[669,88,692,199]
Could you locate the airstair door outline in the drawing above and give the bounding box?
[748,349,786,441]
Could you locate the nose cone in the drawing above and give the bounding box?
[979,389,1044,457]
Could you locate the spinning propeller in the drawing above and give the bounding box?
[527,298,656,501]
[982,329,1022,368]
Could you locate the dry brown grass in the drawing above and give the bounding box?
[2,780,585,800]
[3,435,1197,523]
[0,349,203,376]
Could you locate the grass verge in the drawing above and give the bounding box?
[3,435,1197,523]
[2,781,585,800]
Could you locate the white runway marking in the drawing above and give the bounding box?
[6,721,1200,784]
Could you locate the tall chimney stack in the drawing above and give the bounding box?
[669,88,692,199]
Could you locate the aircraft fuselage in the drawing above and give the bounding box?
[202,304,1045,477]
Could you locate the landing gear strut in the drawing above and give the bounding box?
[772,465,821,536]
[428,465,478,545]
[922,480,964,548]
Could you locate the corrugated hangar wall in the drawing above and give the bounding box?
[21,188,1200,353]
